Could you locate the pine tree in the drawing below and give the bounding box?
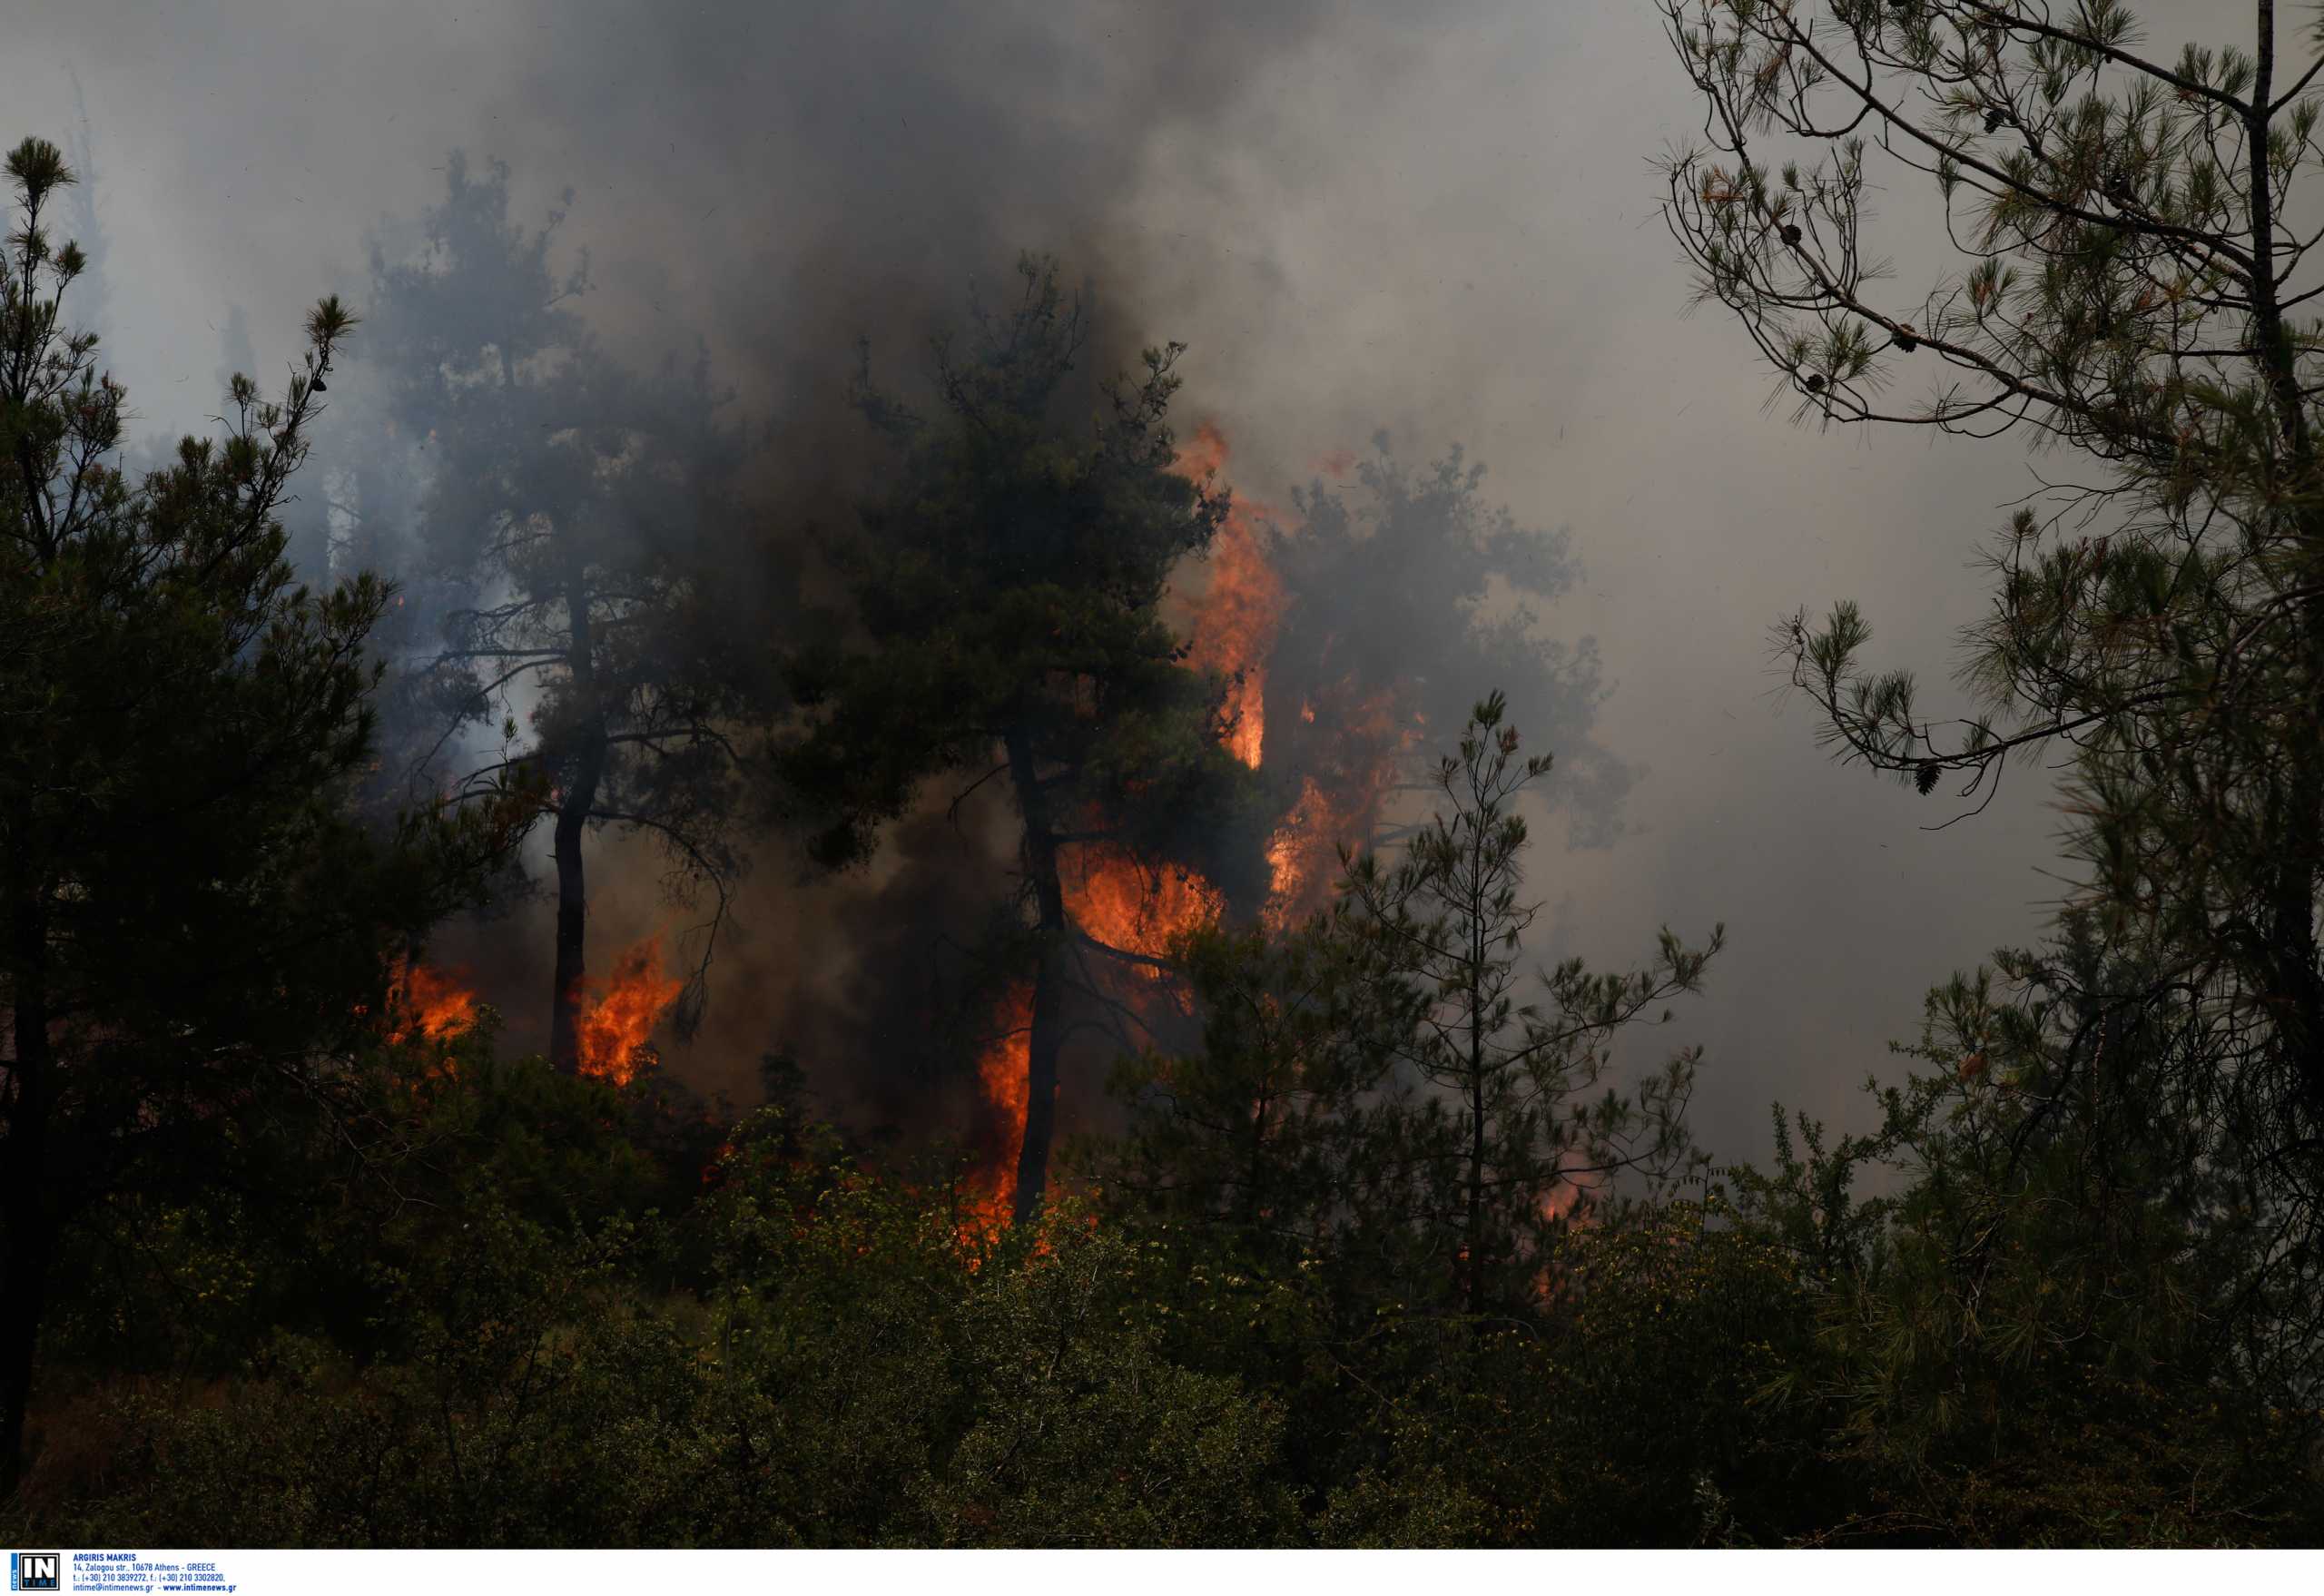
[359,154,776,1069]
[1660,0,2324,1397]
[1112,695,1720,1315]
[1343,695,1719,1311]
[0,136,511,1491]
[781,256,1262,1220]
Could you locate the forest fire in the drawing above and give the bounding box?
[373,941,677,1084]
[575,935,684,1085]
[1263,776,1343,928]
[1171,423,1424,923]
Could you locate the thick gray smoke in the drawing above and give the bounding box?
[26,0,2245,1162]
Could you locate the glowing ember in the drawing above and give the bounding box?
[576,934,684,1085]
[1174,422,1288,770]
[386,961,479,1044]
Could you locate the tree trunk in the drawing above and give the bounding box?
[0,879,54,1496]
[1463,823,1489,1315]
[1006,727,1068,1224]
[547,564,604,1077]
[546,737,604,1075]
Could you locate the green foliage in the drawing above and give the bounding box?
[1267,1202,1827,1548]
[1098,911,1420,1262]
[0,129,521,1492]
[1728,921,2324,1543]
[914,1209,1298,1546]
[15,1087,1307,1547]
[684,1108,966,1544]
[780,252,1257,889]
[1535,1200,1829,1542]
[1659,0,2324,1403]
[1105,694,1720,1318]
[12,1002,2317,1548]
[33,1209,707,1547]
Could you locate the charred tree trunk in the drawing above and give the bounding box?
[547,738,605,1075]
[1005,726,1068,1225]
[547,565,604,1076]
[0,872,54,1497]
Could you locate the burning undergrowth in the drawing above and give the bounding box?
[381,932,686,1087]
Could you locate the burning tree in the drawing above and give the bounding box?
[1155,424,1635,938]
[1264,436,1630,855]
[357,154,777,1073]
[782,256,1266,1223]
[0,137,513,1491]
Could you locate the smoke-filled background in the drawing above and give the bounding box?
[20,0,2227,1165]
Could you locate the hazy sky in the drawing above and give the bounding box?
[10,0,2260,1161]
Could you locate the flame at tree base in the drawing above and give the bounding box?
[576,934,684,1086]
[957,981,1033,1248]
[948,421,1428,1233]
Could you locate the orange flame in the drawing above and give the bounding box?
[1540,1165,1596,1227]
[1261,684,1423,925]
[950,424,1434,1233]
[385,961,479,1045]
[576,935,684,1086]
[960,982,1034,1246]
[1174,422,1288,770]
[1262,776,1341,930]
[1169,424,1423,926]
[1064,843,1225,976]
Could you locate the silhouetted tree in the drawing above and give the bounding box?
[1731,918,2322,1540]
[359,154,777,1069]
[1660,0,2324,1397]
[0,137,513,1493]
